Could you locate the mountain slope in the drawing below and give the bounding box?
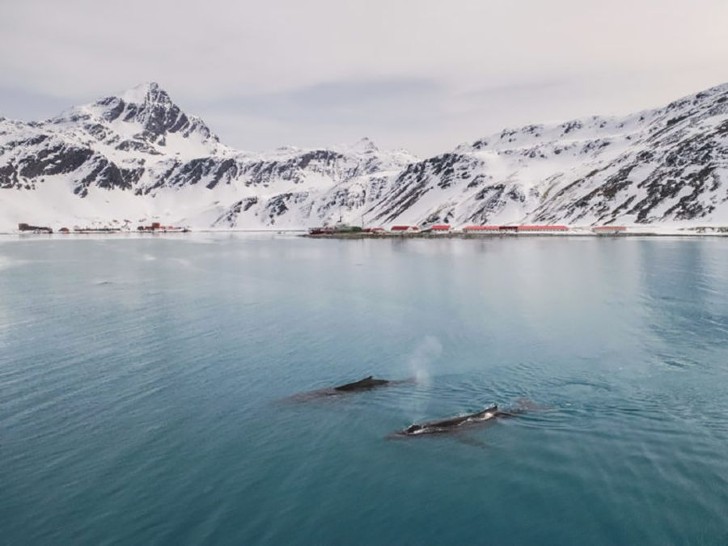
[365,83,728,227]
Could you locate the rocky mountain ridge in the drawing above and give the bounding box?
[1,81,727,231]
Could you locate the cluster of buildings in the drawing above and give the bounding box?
[349,224,627,235]
[19,221,123,234]
[17,221,189,234]
[136,222,188,233]
[17,222,53,234]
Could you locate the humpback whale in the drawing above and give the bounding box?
[334,376,390,392]
[394,404,519,437]
[283,376,414,402]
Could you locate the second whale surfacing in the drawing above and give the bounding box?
[283,375,414,402]
[334,376,390,392]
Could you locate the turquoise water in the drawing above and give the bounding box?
[1,235,727,545]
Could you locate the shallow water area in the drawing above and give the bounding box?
[1,234,727,545]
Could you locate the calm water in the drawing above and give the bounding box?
[1,234,727,545]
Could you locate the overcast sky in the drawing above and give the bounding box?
[1,0,727,156]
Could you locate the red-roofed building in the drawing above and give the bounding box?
[390,225,419,232]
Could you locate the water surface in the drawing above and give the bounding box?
[1,235,727,545]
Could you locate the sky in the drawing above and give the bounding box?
[1,0,727,157]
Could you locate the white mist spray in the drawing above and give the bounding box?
[403,336,443,421]
[407,335,442,386]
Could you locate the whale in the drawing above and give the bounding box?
[394,404,519,437]
[334,376,390,392]
[283,375,414,402]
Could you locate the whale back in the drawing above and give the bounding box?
[334,375,387,392]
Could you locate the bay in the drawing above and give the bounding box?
[1,235,727,545]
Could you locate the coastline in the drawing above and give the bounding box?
[2,226,728,239]
[302,230,728,239]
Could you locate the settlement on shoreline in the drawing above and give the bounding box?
[6,221,728,238]
[303,223,728,239]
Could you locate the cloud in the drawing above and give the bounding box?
[0,87,78,121]
[193,78,449,155]
[200,78,446,125]
[1,0,727,154]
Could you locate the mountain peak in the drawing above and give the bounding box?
[354,137,378,152]
[119,82,168,105]
[335,137,379,154]
[87,82,219,147]
[42,82,220,158]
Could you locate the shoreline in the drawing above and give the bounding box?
[2,227,728,239]
[302,230,728,239]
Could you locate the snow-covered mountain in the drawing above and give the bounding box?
[2,81,728,231]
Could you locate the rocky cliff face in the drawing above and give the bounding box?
[1,81,727,230]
